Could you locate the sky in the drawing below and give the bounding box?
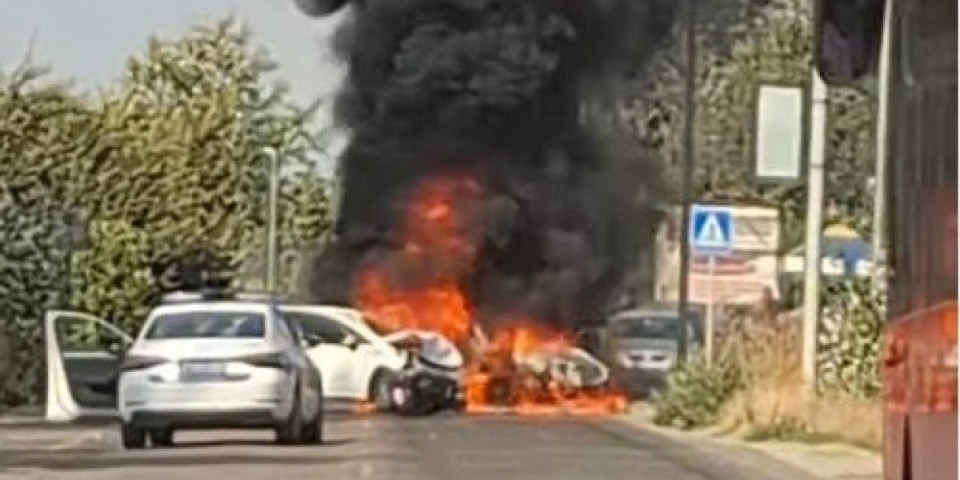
[0,0,351,174]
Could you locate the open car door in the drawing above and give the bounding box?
[45,310,133,422]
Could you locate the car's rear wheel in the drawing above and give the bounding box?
[120,423,147,449]
[149,428,174,447]
[302,406,324,445]
[369,369,395,412]
[276,384,304,445]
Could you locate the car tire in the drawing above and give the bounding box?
[453,397,467,413]
[149,428,174,447]
[276,384,304,445]
[369,369,395,412]
[120,423,147,449]
[302,406,324,445]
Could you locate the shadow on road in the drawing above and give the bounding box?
[169,437,357,448]
[0,450,403,472]
[1,454,347,470]
[0,418,116,430]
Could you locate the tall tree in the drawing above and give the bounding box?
[0,19,333,404]
[0,64,96,405]
[68,19,331,322]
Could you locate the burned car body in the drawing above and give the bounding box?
[514,346,612,398]
[467,333,622,412]
[382,330,466,415]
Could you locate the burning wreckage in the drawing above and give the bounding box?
[380,325,623,416]
[381,329,466,415]
[464,326,625,415]
[292,0,676,415]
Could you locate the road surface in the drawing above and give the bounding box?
[0,413,821,480]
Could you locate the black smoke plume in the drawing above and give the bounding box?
[300,0,677,331]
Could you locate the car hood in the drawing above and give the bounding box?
[384,329,464,370]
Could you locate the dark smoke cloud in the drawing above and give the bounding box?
[301,0,677,331]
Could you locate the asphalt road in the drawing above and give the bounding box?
[0,413,821,480]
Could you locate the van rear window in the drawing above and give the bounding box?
[611,316,681,339]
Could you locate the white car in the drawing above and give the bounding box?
[45,293,324,449]
[277,305,407,409]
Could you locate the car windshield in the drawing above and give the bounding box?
[611,315,681,340]
[145,311,266,339]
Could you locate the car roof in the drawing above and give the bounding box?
[150,301,276,316]
[610,304,706,319]
[608,309,684,323]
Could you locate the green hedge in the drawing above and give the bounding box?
[652,350,743,429]
[817,278,883,398]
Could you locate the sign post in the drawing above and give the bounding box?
[706,254,716,362]
[690,204,735,364]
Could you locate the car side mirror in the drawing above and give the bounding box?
[106,341,126,357]
[342,334,360,351]
[303,333,324,348]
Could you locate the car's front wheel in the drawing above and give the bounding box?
[369,369,395,412]
[120,423,147,449]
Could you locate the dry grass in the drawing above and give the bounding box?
[713,311,882,451]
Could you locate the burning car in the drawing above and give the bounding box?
[465,327,626,415]
[382,329,467,416]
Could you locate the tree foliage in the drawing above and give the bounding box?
[0,194,73,405]
[630,0,877,248]
[818,278,883,397]
[0,19,331,404]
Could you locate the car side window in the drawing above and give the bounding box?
[290,312,349,344]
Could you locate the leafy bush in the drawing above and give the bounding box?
[653,350,743,429]
[0,196,73,405]
[817,278,883,397]
[655,283,883,449]
[711,289,882,449]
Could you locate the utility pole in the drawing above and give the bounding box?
[676,0,698,360]
[870,0,894,292]
[265,147,280,294]
[801,70,828,395]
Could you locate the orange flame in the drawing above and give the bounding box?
[356,174,482,344]
[357,274,472,343]
[353,174,627,416]
[464,324,627,416]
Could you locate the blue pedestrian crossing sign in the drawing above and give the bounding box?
[690,205,734,255]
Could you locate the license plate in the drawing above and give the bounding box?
[180,361,225,379]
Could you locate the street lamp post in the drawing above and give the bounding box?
[264,147,280,294]
[801,70,828,396]
[676,0,698,360]
[870,0,894,292]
